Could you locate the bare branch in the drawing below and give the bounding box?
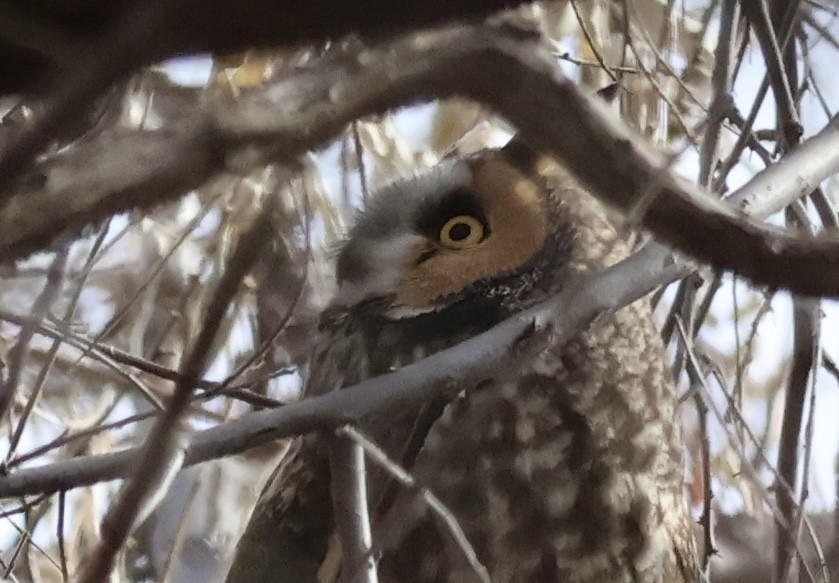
[76,203,274,583]
[4,25,839,296]
[0,245,67,421]
[0,0,536,191]
[327,435,379,583]
[0,125,225,262]
[698,0,738,186]
[3,65,838,498]
[0,163,831,503]
[0,241,683,499]
[338,426,490,583]
[776,294,821,580]
[739,0,802,144]
[730,117,839,216]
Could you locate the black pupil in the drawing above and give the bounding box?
[448,221,472,242]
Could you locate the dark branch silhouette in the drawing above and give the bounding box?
[3,25,839,294]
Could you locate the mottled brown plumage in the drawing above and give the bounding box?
[225,139,698,583]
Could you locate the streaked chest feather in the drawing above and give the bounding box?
[372,298,695,582]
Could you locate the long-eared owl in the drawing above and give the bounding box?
[226,137,699,583]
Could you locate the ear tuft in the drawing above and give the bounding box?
[500,135,541,174]
[596,82,621,103]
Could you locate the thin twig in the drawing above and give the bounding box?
[741,0,802,143]
[57,490,69,583]
[675,318,715,575]
[5,223,111,459]
[680,323,822,576]
[77,190,222,367]
[0,311,165,410]
[699,0,738,186]
[328,434,379,583]
[338,425,490,583]
[77,201,275,583]
[569,0,617,82]
[0,245,68,422]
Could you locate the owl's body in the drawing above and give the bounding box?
[226,141,698,583]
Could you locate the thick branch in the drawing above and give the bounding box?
[0,0,536,191]
[0,0,535,93]
[77,206,275,583]
[0,107,832,498]
[0,125,224,262]
[0,244,682,499]
[4,25,839,296]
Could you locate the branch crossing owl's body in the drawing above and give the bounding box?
[226,139,699,583]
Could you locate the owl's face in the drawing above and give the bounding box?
[332,148,572,321]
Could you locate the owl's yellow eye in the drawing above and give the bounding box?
[439,215,485,249]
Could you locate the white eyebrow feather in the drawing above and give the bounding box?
[331,232,425,308]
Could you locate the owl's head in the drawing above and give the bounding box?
[331,140,576,320]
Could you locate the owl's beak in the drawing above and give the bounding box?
[331,232,428,311]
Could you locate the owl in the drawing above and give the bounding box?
[225,138,699,583]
